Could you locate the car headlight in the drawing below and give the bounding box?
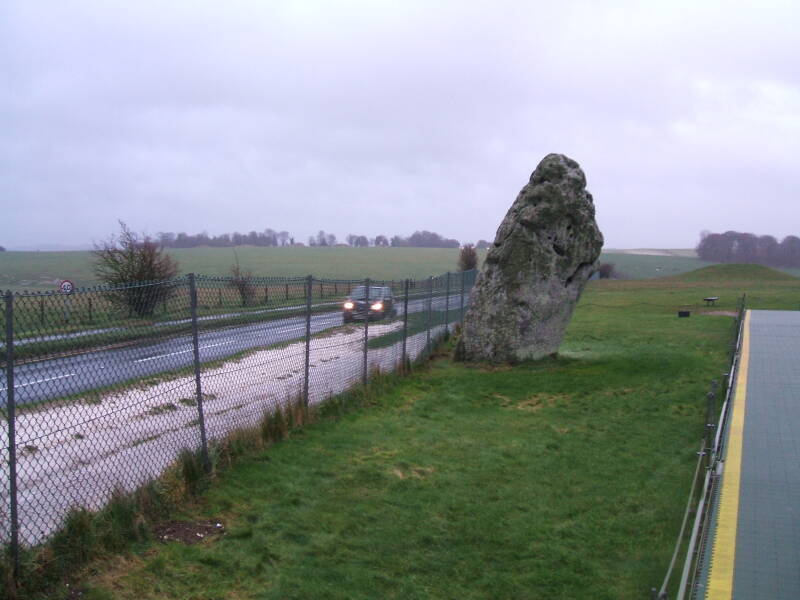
[370,302,383,311]
[343,301,354,310]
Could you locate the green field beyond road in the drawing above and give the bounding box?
[0,246,757,293]
[59,265,800,600]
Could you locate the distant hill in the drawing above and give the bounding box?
[668,263,800,282]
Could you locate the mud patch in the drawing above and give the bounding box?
[153,520,225,545]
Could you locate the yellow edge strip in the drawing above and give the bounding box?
[706,310,750,599]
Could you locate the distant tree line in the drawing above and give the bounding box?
[696,231,800,267]
[157,229,293,248]
[343,230,461,248]
[0,245,5,251]
[152,228,471,249]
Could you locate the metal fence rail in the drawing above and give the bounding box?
[0,269,476,577]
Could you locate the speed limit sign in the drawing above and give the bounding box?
[59,280,75,294]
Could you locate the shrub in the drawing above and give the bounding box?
[597,263,616,279]
[458,244,478,271]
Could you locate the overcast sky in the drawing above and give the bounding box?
[1,1,798,250]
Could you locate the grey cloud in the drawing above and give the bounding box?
[1,0,798,250]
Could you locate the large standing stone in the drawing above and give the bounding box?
[459,153,603,363]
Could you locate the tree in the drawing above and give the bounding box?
[475,239,491,250]
[458,244,478,271]
[374,235,388,247]
[92,221,179,317]
[696,230,800,267]
[229,251,256,307]
[0,245,5,252]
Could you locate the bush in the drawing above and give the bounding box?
[458,244,478,271]
[92,221,180,317]
[597,263,616,279]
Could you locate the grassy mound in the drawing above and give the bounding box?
[667,263,799,282]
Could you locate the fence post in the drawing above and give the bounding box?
[4,291,19,582]
[401,279,410,370]
[460,270,466,322]
[187,274,210,472]
[303,275,313,409]
[444,272,451,336]
[362,279,370,386]
[426,276,433,352]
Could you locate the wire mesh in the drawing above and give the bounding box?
[0,270,476,560]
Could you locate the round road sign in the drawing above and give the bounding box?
[59,280,75,294]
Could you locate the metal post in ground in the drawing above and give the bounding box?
[444,272,451,336]
[187,274,210,471]
[401,279,409,370]
[362,279,370,385]
[706,380,718,459]
[4,292,19,582]
[303,275,313,408]
[425,276,433,353]
[460,270,466,323]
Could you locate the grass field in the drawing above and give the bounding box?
[45,265,798,600]
[3,246,781,293]
[0,247,482,292]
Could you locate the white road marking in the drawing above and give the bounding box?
[134,339,238,363]
[1,373,78,391]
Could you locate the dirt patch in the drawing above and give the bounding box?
[153,520,225,544]
[392,465,435,479]
[703,310,737,317]
[516,393,569,412]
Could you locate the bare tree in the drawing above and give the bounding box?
[458,244,478,271]
[92,221,179,317]
[229,251,256,307]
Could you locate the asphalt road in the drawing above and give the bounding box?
[1,293,461,406]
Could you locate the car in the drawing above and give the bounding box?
[342,285,397,323]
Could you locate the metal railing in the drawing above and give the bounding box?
[0,269,476,578]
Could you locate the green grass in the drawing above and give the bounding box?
[600,252,714,279]
[9,246,798,294]
[53,264,799,599]
[0,247,482,292]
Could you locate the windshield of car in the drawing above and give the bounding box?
[349,286,390,300]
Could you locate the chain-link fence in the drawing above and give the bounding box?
[0,269,476,578]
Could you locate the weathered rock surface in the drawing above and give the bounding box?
[459,153,603,363]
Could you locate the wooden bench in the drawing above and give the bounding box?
[703,296,720,306]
